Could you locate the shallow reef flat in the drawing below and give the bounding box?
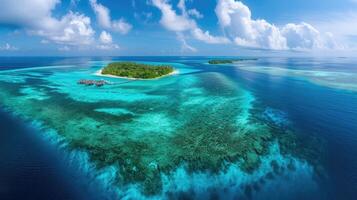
[238,66,357,92]
[0,61,327,199]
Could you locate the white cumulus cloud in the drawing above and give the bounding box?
[282,23,340,50]
[152,0,229,51]
[177,32,197,52]
[187,9,203,19]
[99,31,112,44]
[90,0,132,34]
[192,28,230,44]
[0,43,18,51]
[32,12,95,46]
[0,0,95,46]
[0,0,59,28]
[153,0,195,32]
[89,0,111,28]
[215,0,339,50]
[97,31,119,50]
[112,19,132,35]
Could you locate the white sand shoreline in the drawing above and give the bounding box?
[94,69,179,80]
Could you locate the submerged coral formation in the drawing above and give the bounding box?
[0,61,326,198]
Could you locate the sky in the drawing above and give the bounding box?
[0,0,357,56]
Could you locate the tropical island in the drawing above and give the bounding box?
[208,58,258,64]
[98,62,175,79]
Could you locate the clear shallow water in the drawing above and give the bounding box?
[0,57,356,200]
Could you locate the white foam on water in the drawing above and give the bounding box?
[19,86,50,100]
[235,90,255,132]
[262,107,290,127]
[121,112,177,137]
[160,142,320,200]
[239,66,357,92]
[0,65,79,73]
[0,73,27,83]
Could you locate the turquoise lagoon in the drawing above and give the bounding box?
[1,57,357,199]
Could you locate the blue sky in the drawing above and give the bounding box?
[1,0,357,56]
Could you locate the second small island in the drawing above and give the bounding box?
[99,62,175,79]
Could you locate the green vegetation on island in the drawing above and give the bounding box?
[208,58,258,64]
[101,62,174,79]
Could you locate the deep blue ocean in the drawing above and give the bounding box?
[0,56,357,200]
